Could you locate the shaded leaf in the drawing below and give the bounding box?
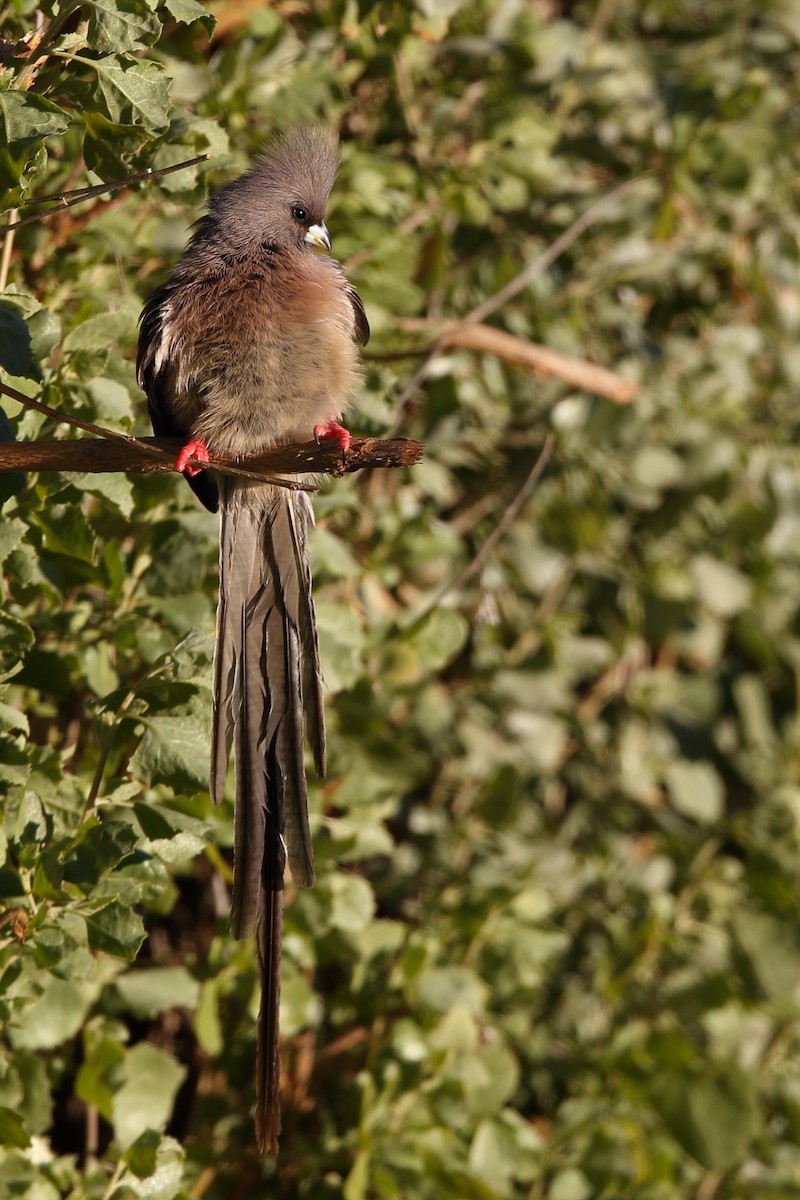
[112,1044,186,1149]
[651,1066,759,1170]
[84,901,146,959]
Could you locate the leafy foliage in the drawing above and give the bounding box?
[2,0,800,1196]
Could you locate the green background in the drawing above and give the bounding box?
[1,0,800,1196]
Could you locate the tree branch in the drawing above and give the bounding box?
[397,318,638,404]
[0,434,424,485]
[0,379,422,489]
[391,172,652,425]
[2,154,209,234]
[406,433,555,628]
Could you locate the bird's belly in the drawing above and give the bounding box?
[192,321,357,457]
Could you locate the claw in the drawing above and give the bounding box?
[176,437,210,477]
[313,420,351,457]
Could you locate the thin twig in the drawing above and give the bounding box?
[0,378,168,454]
[466,174,651,327]
[406,434,555,627]
[0,214,15,291]
[101,1159,126,1200]
[392,173,651,422]
[84,685,141,818]
[2,154,209,233]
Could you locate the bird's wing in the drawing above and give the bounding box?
[137,283,220,513]
[330,266,369,346]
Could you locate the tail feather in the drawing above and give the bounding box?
[255,873,283,1154]
[276,605,315,887]
[231,588,273,940]
[210,479,323,1152]
[210,504,239,805]
[284,494,326,777]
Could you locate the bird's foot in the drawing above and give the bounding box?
[313,420,351,458]
[176,437,210,477]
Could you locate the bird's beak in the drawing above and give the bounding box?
[305,222,332,253]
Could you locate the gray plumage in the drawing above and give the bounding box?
[136,127,368,1153]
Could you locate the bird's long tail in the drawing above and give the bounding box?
[210,478,325,1153]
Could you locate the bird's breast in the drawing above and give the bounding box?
[172,255,360,458]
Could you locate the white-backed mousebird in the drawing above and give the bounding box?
[136,127,369,1152]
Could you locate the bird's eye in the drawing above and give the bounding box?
[291,204,309,224]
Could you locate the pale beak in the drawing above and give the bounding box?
[304,222,332,252]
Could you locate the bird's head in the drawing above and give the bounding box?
[208,127,339,255]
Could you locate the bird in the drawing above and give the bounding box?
[136,127,369,1152]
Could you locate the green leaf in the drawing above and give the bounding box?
[62,819,139,889]
[14,1053,53,1136]
[112,1044,186,1149]
[651,1065,759,1169]
[0,520,28,569]
[343,1148,370,1200]
[72,471,135,519]
[406,608,469,673]
[122,1134,185,1197]
[458,1042,520,1117]
[194,979,223,1056]
[84,900,146,959]
[0,1106,31,1149]
[124,1128,161,1178]
[0,303,34,377]
[417,967,489,1015]
[26,306,61,362]
[76,1033,126,1119]
[9,978,89,1051]
[83,0,161,53]
[0,91,70,189]
[111,966,200,1018]
[142,529,206,596]
[329,872,376,933]
[316,601,365,692]
[32,504,97,564]
[690,554,752,618]
[129,712,210,793]
[85,377,134,427]
[85,56,170,131]
[0,91,70,146]
[133,802,211,865]
[160,0,216,33]
[0,612,34,682]
[664,759,725,824]
[62,309,137,355]
[548,1170,593,1200]
[731,909,800,1000]
[81,112,154,178]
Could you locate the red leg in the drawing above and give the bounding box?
[175,437,210,477]
[313,419,351,456]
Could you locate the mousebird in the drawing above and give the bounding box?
[136,127,369,1152]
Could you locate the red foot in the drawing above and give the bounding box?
[175,437,210,477]
[313,420,351,456]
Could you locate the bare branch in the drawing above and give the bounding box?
[0,434,424,485]
[0,379,169,452]
[0,380,422,489]
[2,155,209,233]
[398,318,638,404]
[391,173,652,424]
[463,174,651,327]
[407,434,555,625]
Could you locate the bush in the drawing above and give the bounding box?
[2,1,800,1196]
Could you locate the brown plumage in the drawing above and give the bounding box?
[136,127,369,1152]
